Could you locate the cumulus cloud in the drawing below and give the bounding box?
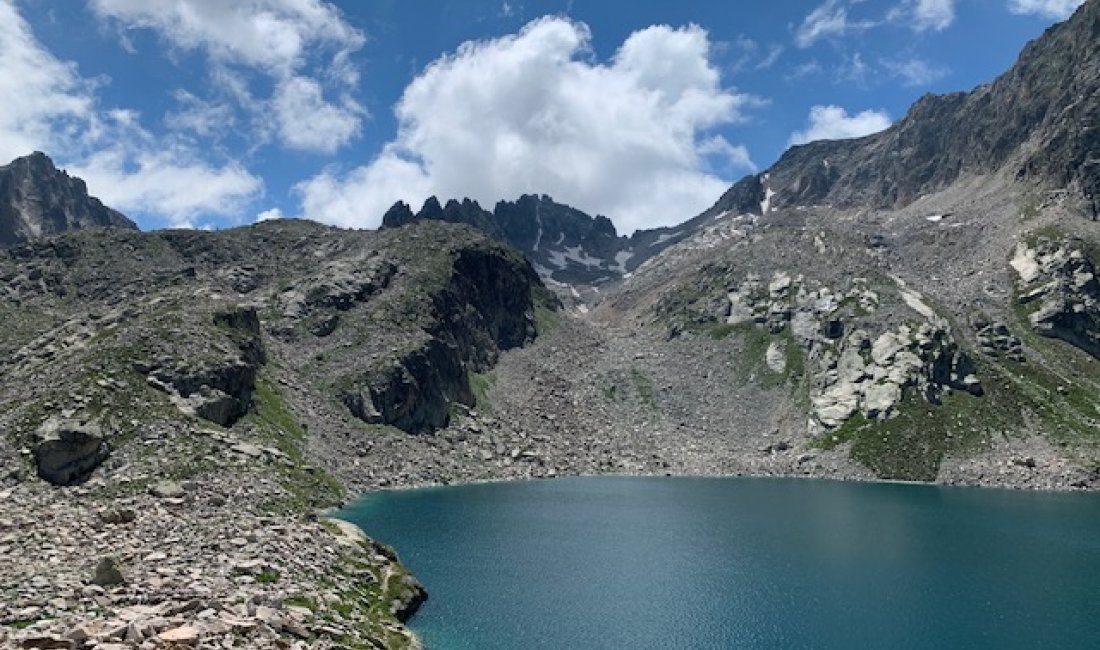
[0,0,96,162]
[256,208,286,222]
[789,105,892,145]
[888,0,956,32]
[1007,0,1084,18]
[0,0,261,227]
[273,76,362,153]
[89,0,366,153]
[164,89,235,138]
[297,17,761,234]
[66,113,262,227]
[88,0,363,74]
[795,0,876,48]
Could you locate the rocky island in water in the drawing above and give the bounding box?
[3,0,1100,648]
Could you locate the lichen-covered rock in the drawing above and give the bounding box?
[1013,238,1100,359]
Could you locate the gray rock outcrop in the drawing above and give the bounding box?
[1013,237,1100,358]
[145,305,266,426]
[0,152,136,249]
[32,417,110,485]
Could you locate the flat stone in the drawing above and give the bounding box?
[149,480,185,499]
[157,625,199,645]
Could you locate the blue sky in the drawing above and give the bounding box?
[0,0,1084,234]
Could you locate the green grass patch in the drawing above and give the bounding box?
[468,371,496,413]
[243,374,345,514]
[256,569,281,584]
[533,300,561,336]
[703,322,740,339]
[814,390,995,481]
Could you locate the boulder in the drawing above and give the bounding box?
[32,418,109,486]
[149,480,185,499]
[864,381,902,419]
[92,557,125,586]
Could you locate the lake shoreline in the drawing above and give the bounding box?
[334,461,1098,505]
[340,475,1100,650]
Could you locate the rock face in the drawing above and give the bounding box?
[0,152,136,248]
[383,194,632,284]
[32,418,110,486]
[1013,237,1100,358]
[709,0,1100,217]
[337,245,545,434]
[145,306,266,427]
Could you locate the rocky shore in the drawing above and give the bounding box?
[2,302,1096,650]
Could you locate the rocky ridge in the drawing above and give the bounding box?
[0,153,135,249]
[0,219,556,649]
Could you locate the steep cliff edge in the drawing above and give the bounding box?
[0,152,136,248]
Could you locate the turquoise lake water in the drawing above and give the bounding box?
[339,476,1100,650]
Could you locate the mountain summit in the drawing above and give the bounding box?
[0,152,136,248]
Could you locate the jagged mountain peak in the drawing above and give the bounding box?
[0,152,136,248]
[382,193,632,284]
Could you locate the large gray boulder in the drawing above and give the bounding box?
[32,418,109,485]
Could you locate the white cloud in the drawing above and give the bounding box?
[888,0,957,32]
[88,0,363,74]
[789,105,892,145]
[697,136,755,171]
[66,114,262,227]
[68,149,260,228]
[1007,0,1084,18]
[256,208,285,222]
[164,89,235,137]
[89,0,366,153]
[296,17,761,235]
[884,57,949,86]
[795,0,876,48]
[757,44,784,69]
[0,0,96,162]
[912,0,956,30]
[273,76,362,153]
[0,1,261,227]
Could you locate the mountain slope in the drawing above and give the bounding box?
[0,219,556,648]
[0,152,136,248]
[711,0,1100,218]
[578,0,1100,486]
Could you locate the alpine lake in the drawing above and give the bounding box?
[339,476,1100,650]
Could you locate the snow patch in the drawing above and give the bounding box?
[712,209,733,221]
[653,231,683,246]
[612,250,635,273]
[925,214,946,223]
[532,209,543,251]
[547,245,604,269]
[569,285,581,299]
[576,303,589,314]
[760,186,776,215]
